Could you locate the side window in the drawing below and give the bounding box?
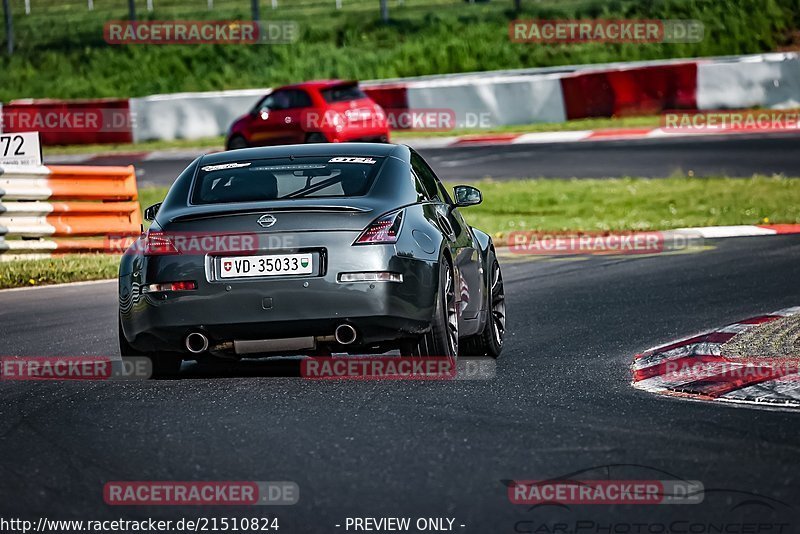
[412,151,452,204]
[261,91,290,111]
[411,169,433,201]
[289,90,313,109]
[411,152,440,202]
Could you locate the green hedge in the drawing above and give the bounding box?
[0,0,797,101]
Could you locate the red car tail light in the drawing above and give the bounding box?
[354,210,404,244]
[143,231,180,256]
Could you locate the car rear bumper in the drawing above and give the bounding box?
[120,240,438,353]
[328,125,390,143]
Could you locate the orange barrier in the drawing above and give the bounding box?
[0,165,142,258]
[43,165,139,201]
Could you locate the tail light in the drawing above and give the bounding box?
[354,210,404,244]
[143,231,180,256]
[144,281,197,293]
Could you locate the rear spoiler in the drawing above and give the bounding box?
[169,204,372,223]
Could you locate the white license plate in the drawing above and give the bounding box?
[219,253,313,279]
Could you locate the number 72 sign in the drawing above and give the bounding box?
[0,132,42,167]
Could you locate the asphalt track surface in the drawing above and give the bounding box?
[46,132,800,185]
[1,235,799,531]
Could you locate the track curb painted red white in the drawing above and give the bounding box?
[631,307,800,408]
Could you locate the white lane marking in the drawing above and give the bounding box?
[512,131,592,144]
[674,225,777,238]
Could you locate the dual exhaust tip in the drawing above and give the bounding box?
[183,324,358,354]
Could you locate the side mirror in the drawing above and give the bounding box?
[453,185,482,207]
[143,203,162,222]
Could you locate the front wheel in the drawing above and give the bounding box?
[461,252,505,358]
[226,135,248,150]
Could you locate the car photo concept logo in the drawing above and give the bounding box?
[257,214,277,228]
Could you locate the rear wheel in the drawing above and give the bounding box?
[226,135,248,150]
[118,317,182,379]
[461,252,505,358]
[402,258,458,359]
[305,133,328,143]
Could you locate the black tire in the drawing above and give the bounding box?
[403,258,459,358]
[118,317,182,379]
[226,135,248,150]
[461,251,505,358]
[305,132,328,143]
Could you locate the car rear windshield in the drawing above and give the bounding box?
[321,84,368,103]
[191,156,385,204]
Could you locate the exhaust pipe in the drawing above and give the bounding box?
[185,332,209,354]
[334,324,358,345]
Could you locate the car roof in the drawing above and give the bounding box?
[198,143,408,166]
[274,79,357,91]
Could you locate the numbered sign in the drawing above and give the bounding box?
[0,132,42,167]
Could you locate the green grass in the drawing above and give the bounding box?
[458,176,800,239]
[0,254,119,289]
[42,116,663,155]
[139,186,169,212]
[2,175,797,289]
[43,136,226,156]
[391,115,663,138]
[1,0,797,101]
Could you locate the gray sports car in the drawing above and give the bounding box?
[119,143,505,376]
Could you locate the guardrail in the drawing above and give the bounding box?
[0,165,142,260]
[3,53,798,144]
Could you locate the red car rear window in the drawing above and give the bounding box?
[321,84,368,103]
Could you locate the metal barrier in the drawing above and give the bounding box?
[0,165,141,260]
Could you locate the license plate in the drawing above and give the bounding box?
[219,253,313,279]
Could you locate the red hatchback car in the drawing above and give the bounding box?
[226,80,390,149]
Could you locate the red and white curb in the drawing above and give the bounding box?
[631,307,800,408]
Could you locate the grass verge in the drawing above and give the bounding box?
[1,175,797,289]
[0,254,119,290]
[460,176,800,240]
